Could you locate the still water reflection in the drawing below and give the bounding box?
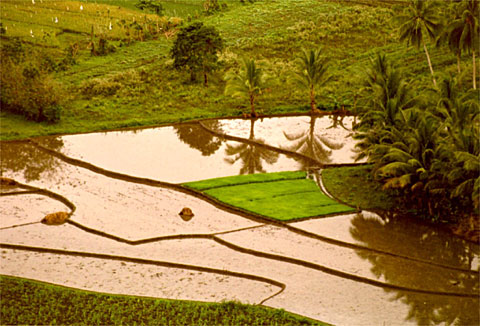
[217,115,362,164]
[0,139,63,182]
[283,115,343,167]
[31,122,299,183]
[224,118,279,174]
[350,213,479,325]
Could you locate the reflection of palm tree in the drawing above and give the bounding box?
[224,118,279,175]
[173,121,224,156]
[0,138,63,182]
[283,115,343,167]
[349,213,479,325]
[327,114,349,131]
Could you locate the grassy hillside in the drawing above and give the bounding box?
[0,0,463,140]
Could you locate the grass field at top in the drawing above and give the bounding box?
[184,171,356,220]
[78,0,204,17]
[0,275,326,325]
[0,0,466,140]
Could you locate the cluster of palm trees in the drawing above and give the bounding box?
[354,53,479,221]
[353,0,479,224]
[225,48,330,118]
[223,0,479,225]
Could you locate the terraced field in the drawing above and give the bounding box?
[1,115,478,325]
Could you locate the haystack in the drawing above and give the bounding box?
[41,212,70,225]
[179,207,194,221]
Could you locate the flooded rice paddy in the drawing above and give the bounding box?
[1,115,478,325]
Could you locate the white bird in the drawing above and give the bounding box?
[54,17,58,23]
[32,0,35,4]
[80,5,83,11]
[109,22,112,30]
[30,29,34,37]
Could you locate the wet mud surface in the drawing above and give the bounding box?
[1,115,478,325]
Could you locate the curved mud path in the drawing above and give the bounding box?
[1,116,479,325]
[28,140,476,275]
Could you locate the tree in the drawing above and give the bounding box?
[397,0,441,87]
[294,48,331,113]
[225,58,266,117]
[455,0,479,89]
[135,0,163,16]
[170,22,224,86]
[353,53,416,162]
[203,0,220,14]
[438,1,480,88]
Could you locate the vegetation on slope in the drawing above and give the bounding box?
[0,275,325,325]
[0,0,467,140]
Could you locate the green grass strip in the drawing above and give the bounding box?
[0,275,326,325]
[322,165,400,211]
[184,170,307,190]
[183,172,355,221]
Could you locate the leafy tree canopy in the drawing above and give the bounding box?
[135,0,163,16]
[170,22,224,85]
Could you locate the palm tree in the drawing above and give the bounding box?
[456,0,479,89]
[294,48,331,113]
[375,112,443,214]
[397,0,441,87]
[225,59,265,118]
[437,13,463,74]
[353,54,416,162]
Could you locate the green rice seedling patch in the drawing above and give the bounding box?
[184,171,355,221]
[185,170,307,190]
[322,165,402,211]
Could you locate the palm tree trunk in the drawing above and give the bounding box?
[423,41,437,87]
[473,50,477,90]
[249,92,256,117]
[310,85,316,113]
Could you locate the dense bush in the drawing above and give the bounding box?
[80,70,141,97]
[0,52,64,122]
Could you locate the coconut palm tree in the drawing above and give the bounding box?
[353,54,416,162]
[456,0,479,89]
[375,111,443,214]
[294,48,331,113]
[225,59,265,118]
[397,0,441,87]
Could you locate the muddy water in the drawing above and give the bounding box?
[35,122,301,183]
[292,211,480,272]
[1,116,479,325]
